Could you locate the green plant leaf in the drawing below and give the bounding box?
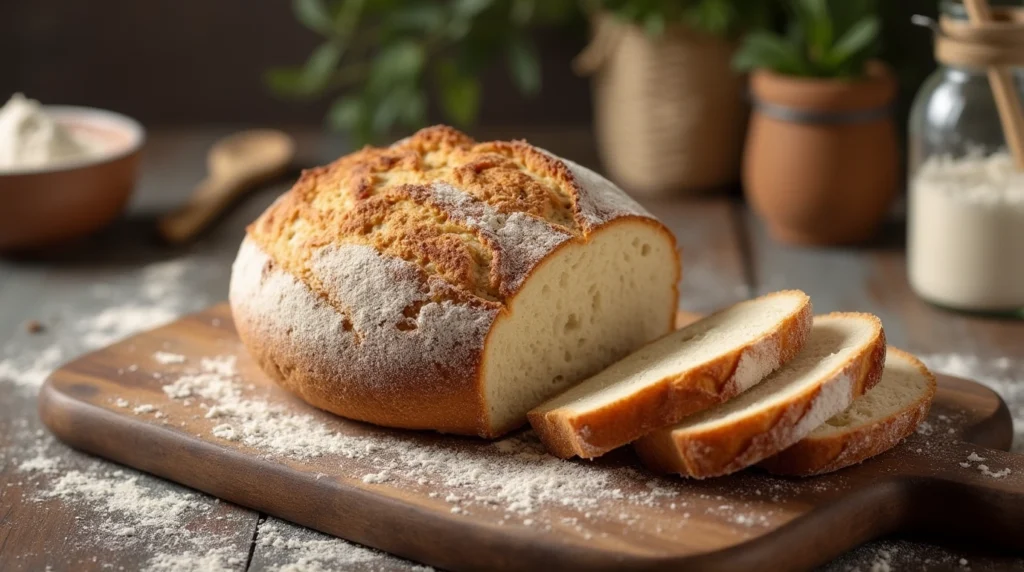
[733,31,807,75]
[367,41,426,95]
[685,0,733,36]
[264,68,307,96]
[643,12,666,36]
[794,0,832,63]
[510,0,534,25]
[265,42,341,97]
[388,2,447,34]
[435,59,481,127]
[332,0,367,38]
[506,36,541,96]
[293,0,334,36]
[373,87,416,134]
[532,0,575,24]
[402,91,428,126]
[304,42,343,89]
[824,16,879,68]
[328,96,365,131]
[453,0,494,18]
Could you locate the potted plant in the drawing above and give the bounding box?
[576,0,771,197]
[266,0,576,145]
[734,0,898,245]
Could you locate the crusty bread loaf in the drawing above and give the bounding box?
[229,126,680,438]
[528,291,813,459]
[760,347,936,476]
[634,313,886,478]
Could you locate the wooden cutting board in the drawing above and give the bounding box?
[40,304,1024,572]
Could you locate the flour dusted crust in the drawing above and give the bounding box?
[230,126,679,437]
[759,348,936,476]
[634,313,886,478]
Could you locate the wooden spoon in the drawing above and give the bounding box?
[158,129,296,244]
[962,0,1024,170]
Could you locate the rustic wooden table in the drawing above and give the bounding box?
[1,129,1022,571]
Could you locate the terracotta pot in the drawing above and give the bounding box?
[578,13,747,197]
[743,61,899,245]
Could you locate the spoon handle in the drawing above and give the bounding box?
[158,175,247,244]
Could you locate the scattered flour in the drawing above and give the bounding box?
[79,304,179,349]
[0,259,203,393]
[820,539,1004,572]
[17,450,61,475]
[0,345,64,390]
[144,547,243,572]
[361,472,390,484]
[153,351,187,365]
[46,468,208,535]
[154,352,709,529]
[5,254,1024,570]
[921,353,1024,453]
[256,518,433,572]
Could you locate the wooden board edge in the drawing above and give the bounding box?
[33,305,1023,572]
[37,374,697,572]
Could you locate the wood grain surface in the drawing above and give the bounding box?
[2,129,1024,571]
[37,304,1024,572]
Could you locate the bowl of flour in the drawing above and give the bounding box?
[0,93,145,252]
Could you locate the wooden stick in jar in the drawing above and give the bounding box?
[961,0,1024,170]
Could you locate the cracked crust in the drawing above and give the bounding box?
[248,125,591,305]
[634,313,886,479]
[230,126,678,437]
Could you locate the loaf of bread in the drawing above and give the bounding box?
[229,126,680,438]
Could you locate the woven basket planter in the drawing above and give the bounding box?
[576,13,748,197]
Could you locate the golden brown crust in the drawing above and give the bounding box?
[758,347,937,476]
[247,125,587,306]
[229,126,678,438]
[634,313,887,479]
[528,291,814,459]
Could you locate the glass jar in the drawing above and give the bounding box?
[907,2,1024,314]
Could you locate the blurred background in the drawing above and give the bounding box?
[3,0,934,134]
[3,0,1024,313]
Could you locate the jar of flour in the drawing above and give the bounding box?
[908,3,1024,313]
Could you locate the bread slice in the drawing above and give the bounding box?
[759,347,936,476]
[634,313,886,478]
[527,291,813,459]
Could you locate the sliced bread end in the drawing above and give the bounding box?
[528,290,813,459]
[759,347,936,476]
[634,312,886,479]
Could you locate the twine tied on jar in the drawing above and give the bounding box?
[915,6,1024,168]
